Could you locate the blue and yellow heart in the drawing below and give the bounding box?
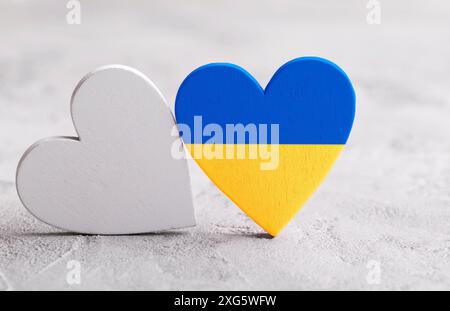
[175,57,355,236]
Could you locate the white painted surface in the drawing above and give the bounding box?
[0,0,449,290]
[16,66,195,234]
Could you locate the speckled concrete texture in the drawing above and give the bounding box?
[0,0,449,290]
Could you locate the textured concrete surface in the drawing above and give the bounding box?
[0,0,450,290]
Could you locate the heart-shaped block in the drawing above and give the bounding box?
[16,65,195,234]
[175,57,355,236]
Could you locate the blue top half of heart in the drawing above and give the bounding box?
[175,57,355,145]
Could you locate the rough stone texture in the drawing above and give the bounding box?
[0,0,449,290]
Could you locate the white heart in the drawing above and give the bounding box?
[16,65,195,234]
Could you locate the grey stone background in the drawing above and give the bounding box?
[0,0,449,290]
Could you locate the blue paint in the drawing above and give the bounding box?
[175,57,355,144]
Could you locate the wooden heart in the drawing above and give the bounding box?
[175,57,355,236]
[16,65,195,234]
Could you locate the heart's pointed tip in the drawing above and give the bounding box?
[257,223,285,238]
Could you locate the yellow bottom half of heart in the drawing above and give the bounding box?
[185,144,344,236]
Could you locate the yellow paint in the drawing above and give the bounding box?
[186,144,344,236]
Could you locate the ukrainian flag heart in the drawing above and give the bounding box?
[175,57,355,236]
